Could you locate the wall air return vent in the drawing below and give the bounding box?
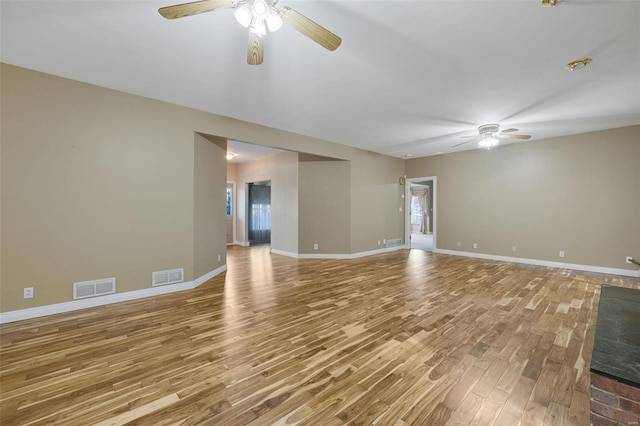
[152,268,184,287]
[73,277,116,300]
[386,238,403,247]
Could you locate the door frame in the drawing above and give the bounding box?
[405,176,437,250]
[227,180,236,245]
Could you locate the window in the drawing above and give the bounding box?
[226,187,232,216]
[411,196,422,225]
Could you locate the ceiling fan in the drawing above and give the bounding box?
[158,0,342,65]
[453,124,531,149]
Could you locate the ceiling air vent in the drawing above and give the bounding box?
[152,268,184,287]
[73,277,116,300]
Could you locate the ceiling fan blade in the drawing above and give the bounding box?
[247,32,264,65]
[280,6,342,51]
[453,139,475,148]
[459,135,479,139]
[158,0,235,20]
[497,134,531,140]
[499,128,518,134]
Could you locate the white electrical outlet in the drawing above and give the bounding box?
[23,287,34,299]
[626,256,633,264]
[313,243,318,250]
[378,240,381,246]
[559,251,565,258]
[383,239,387,244]
[456,241,461,247]
[473,243,478,249]
[217,254,221,262]
[512,246,517,252]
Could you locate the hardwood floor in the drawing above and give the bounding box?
[1,247,638,425]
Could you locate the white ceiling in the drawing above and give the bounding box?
[227,139,287,163]
[2,1,639,158]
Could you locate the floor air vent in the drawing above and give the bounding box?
[386,238,403,247]
[152,268,184,287]
[73,277,116,300]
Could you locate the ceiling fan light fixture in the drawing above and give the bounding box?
[252,0,268,19]
[479,136,499,149]
[265,9,283,32]
[250,18,267,35]
[453,124,530,149]
[237,0,281,34]
[541,0,558,7]
[226,153,235,160]
[161,0,342,65]
[234,4,252,27]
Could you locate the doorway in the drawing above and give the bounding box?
[405,177,436,252]
[248,181,271,246]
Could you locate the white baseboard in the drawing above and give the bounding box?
[271,245,404,260]
[229,240,249,247]
[434,249,640,278]
[193,265,226,287]
[348,246,405,259]
[0,265,227,324]
[269,248,301,258]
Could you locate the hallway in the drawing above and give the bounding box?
[411,232,433,251]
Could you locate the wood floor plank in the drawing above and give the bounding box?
[493,375,536,426]
[566,390,590,426]
[445,391,483,425]
[1,246,638,425]
[520,398,548,426]
[469,388,509,426]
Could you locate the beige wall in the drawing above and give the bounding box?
[234,151,404,256]
[10,61,632,313]
[405,125,640,271]
[227,162,238,182]
[194,134,227,278]
[234,150,405,255]
[236,152,299,253]
[350,152,406,253]
[298,160,351,254]
[2,64,199,311]
[1,63,405,312]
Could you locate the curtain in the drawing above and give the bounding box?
[248,183,271,244]
[410,186,429,234]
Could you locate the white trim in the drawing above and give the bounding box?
[434,249,640,278]
[269,248,300,258]
[405,176,437,251]
[227,180,236,245]
[349,246,405,259]
[193,265,226,287]
[0,265,227,324]
[271,246,404,260]
[298,252,352,259]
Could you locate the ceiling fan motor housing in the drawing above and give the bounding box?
[478,124,500,135]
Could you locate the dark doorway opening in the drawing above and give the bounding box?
[248,181,271,246]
